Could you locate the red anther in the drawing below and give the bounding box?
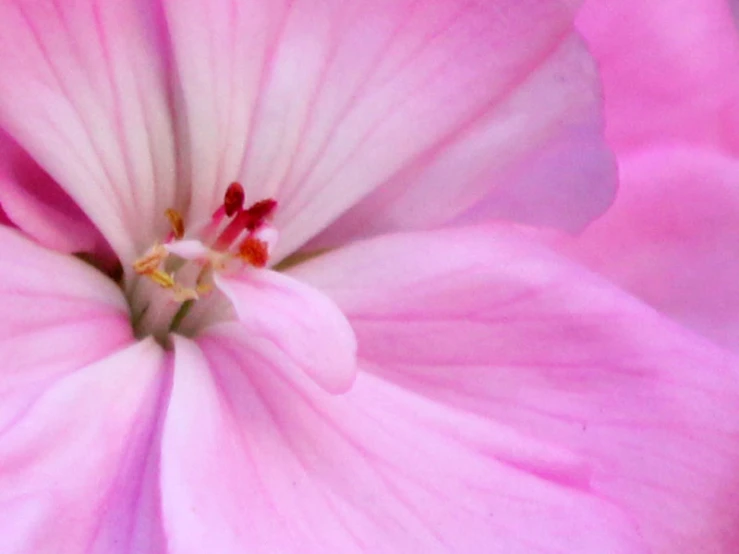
[239,236,269,268]
[223,182,245,217]
[243,199,277,231]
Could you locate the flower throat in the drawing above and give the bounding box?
[130,183,278,343]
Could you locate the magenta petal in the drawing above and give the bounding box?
[160,334,647,553]
[216,269,357,394]
[292,226,739,553]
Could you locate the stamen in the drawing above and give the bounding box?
[239,236,269,268]
[212,213,248,251]
[149,269,176,288]
[243,199,277,231]
[223,182,245,217]
[165,209,185,240]
[212,195,278,251]
[133,244,168,274]
[131,184,280,341]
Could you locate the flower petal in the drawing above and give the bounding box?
[216,269,357,394]
[160,334,647,554]
[0,227,167,552]
[291,226,739,553]
[0,132,100,253]
[577,0,739,153]
[562,146,739,352]
[0,225,132,432]
[0,0,177,261]
[311,32,615,250]
[163,0,609,259]
[0,340,167,553]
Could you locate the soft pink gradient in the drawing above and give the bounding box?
[293,226,739,553]
[0,0,614,265]
[578,0,739,154]
[0,1,738,553]
[564,0,739,352]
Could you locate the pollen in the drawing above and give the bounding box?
[239,236,269,268]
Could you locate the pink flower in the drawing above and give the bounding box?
[565,0,739,352]
[0,1,738,553]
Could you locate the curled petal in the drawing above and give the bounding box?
[216,269,357,394]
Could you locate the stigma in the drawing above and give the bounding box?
[133,182,278,310]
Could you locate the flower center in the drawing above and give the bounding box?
[130,182,278,344]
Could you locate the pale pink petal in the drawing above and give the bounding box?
[215,269,357,393]
[164,0,610,260]
[577,0,739,154]
[0,0,178,262]
[311,33,615,250]
[292,226,739,553]
[0,227,166,551]
[0,340,167,553]
[562,146,739,352]
[0,223,134,436]
[0,131,110,255]
[160,334,648,554]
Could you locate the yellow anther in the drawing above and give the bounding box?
[149,269,176,289]
[133,244,168,275]
[165,209,185,240]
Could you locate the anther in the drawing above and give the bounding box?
[243,199,277,231]
[133,244,168,274]
[223,182,245,217]
[149,269,176,288]
[239,236,269,268]
[165,209,185,240]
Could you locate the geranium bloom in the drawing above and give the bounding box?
[0,1,739,553]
